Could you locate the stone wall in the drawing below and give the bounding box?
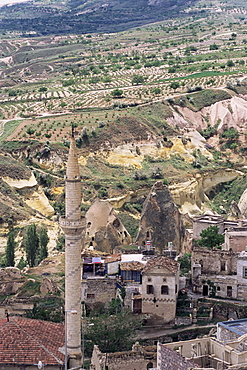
[192,247,238,276]
[90,344,156,370]
[142,265,179,322]
[82,276,117,310]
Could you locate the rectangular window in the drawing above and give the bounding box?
[161,285,169,295]
[147,285,153,294]
[243,267,247,278]
[87,293,95,299]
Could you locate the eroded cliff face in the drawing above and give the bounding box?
[177,96,247,133]
[3,173,54,218]
[85,198,132,253]
[169,168,243,216]
[135,181,185,253]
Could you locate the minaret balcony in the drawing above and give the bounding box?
[59,217,85,235]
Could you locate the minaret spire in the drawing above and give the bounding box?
[60,130,85,369]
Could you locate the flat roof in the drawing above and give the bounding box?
[219,319,247,336]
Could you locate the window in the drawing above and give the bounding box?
[148,277,152,282]
[163,278,166,282]
[227,286,232,298]
[87,293,95,299]
[221,261,226,271]
[147,285,153,294]
[161,285,169,295]
[175,284,177,294]
[217,286,221,291]
[243,267,247,278]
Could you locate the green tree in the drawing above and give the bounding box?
[5,231,15,267]
[25,224,39,267]
[170,81,180,91]
[85,311,140,354]
[111,89,123,98]
[39,228,49,261]
[197,226,224,249]
[131,75,145,85]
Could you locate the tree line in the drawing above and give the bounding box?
[3,224,49,269]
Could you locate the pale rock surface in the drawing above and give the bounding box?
[238,188,247,217]
[85,198,132,252]
[24,186,54,217]
[178,96,247,132]
[169,168,243,216]
[2,172,37,188]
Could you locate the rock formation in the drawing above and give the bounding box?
[85,198,132,253]
[0,267,25,295]
[135,181,184,253]
[238,189,247,218]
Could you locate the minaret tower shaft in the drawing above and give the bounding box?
[60,130,85,368]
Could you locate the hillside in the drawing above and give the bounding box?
[1,0,247,262]
[0,0,197,35]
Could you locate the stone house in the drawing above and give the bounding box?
[164,318,247,369]
[90,343,156,370]
[82,276,117,312]
[141,256,179,322]
[0,316,64,370]
[192,247,247,300]
[224,228,247,252]
[193,214,225,240]
[156,342,199,370]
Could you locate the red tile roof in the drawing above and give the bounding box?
[0,317,64,366]
[142,256,179,274]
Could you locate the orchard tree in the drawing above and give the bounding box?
[5,231,15,266]
[111,89,123,98]
[197,226,224,249]
[25,224,39,267]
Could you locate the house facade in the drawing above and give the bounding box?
[141,256,179,322]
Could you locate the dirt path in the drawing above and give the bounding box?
[136,323,215,340]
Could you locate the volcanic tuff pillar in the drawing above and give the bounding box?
[60,132,85,368]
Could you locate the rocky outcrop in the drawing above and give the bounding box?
[2,173,54,217]
[178,96,247,132]
[238,188,247,218]
[85,198,132,253]
[0,267,25,295]
[169,168,243,216]
[135,181,184,253]
[40,277,57,294]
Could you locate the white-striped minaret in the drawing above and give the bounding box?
[60,129,85,368]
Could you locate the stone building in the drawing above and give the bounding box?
[164,318,247,369]
[192,247,247,300]
[85,199,132,253]
[141,256,179,322]
[90,343,156,370]
[135,181,184,253]
[82,276,117,313]
[156,342,199,370]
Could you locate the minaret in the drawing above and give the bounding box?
[60,128,85,368]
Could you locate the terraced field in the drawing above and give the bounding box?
[1,3,247,142]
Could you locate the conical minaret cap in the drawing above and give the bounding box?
[66,135,80,180]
